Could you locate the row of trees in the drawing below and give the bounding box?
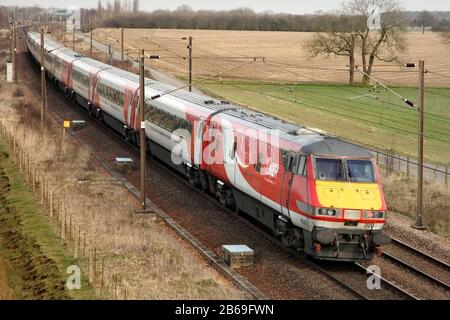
[95,1,450,33]
[96,0,139,21]
[100,7,370,32]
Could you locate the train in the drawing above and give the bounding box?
[25,30,391,261]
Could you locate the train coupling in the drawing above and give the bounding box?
[311,228,391,261]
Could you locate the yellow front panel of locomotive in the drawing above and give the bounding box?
[315,180,383,211]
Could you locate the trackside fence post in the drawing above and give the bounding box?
[407,157,410,179]
[446,166,448,187]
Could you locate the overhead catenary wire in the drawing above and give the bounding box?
[427,70,450,80]
[251,60,450,144]
[351,70,450,109]
[354,66,415,108]
[149,58,260,101]
[91,31,450,144]
[263,61,419,112]
[250,61,450,134]
[221,82,450,145]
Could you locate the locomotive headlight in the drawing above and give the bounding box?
[364,211,385,219]
[316,208,337,216]
[327,209,336,216]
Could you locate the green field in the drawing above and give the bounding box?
[197,81,450,165]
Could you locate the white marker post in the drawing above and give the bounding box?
[6,63,13,82]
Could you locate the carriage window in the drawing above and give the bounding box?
[297,155,306,176]
[98,83,125,106]
[45,53,52,65]
[255,153,263,172]
[315,158,344,181]
[281,150,289,168]
[288,154,297,173]
[347,160,375,182]
[144,102,192,132]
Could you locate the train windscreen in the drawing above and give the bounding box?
[346,160,375,183]
[315,158,375,182]
[315,158,344,181]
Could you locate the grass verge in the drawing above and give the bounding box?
[0,145,95,299]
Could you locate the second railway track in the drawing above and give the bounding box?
[370,237,450,299]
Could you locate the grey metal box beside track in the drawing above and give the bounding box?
[222,245,254,268]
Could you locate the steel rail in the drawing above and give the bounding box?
[391,237,450,271]
[381,251,450,290]
[354,262,420,300]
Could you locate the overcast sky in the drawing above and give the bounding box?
[2,0,450,14]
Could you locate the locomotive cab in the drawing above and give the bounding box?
[287,139,391,261]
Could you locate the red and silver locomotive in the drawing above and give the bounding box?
[26,31,391,261]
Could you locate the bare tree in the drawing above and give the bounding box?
[303,9,365,84]
[349,0,408,83]
[415,10,436,34]
[303,0,407,84]
[304,32,359,84]
[97,1,104,20]
[176,5,193,13]
[113,0,121,18]
[132,0,139,13]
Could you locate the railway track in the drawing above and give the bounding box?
[391,237,450,275]
[377,237,450,297]
[12,36,448,300]
[307,259,419,300]
[353,262,419,300]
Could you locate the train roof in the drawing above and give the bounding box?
[80,57,113,71]
[102,67,155,86]
[54,47,87,60]
[148,80,371,157]
[27,31,62,52]
[301,138,374,158]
